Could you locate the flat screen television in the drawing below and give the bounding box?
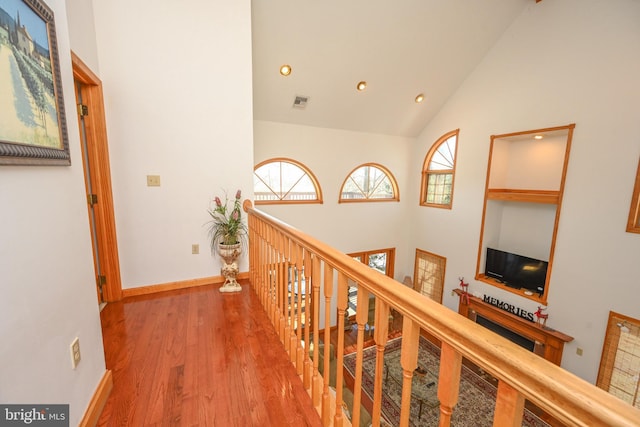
[485,248,548,295]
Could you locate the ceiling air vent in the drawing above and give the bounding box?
[293,95,309,109]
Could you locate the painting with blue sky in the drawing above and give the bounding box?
[0,0,70,165]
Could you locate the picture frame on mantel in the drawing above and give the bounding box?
[0,0,70,165]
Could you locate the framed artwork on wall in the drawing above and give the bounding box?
[0,0,70,165]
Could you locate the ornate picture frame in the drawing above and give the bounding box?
[0,0,70,165]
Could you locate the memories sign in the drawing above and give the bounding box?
[482,294,535,322]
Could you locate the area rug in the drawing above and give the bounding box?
[343,336,550,427]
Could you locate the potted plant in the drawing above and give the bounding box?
[208,189,247,292]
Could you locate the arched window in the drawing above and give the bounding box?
[420,129,459,208]
[253,158,323,204]
[339,163,399,202]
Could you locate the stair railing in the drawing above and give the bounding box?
[244,201,640,427]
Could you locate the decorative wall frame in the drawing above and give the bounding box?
[0,0,70,165]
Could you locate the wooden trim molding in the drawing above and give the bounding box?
[79,370,112,427]
[122,272,250,298]
[487,189,559,204]
[71,51,123,302]
[455,290,573,366]
[626,157,640,233]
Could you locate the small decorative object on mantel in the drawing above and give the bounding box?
[534,305,549,327]
[458,277,470,305]
[208,189,247,293]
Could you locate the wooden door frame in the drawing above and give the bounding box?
[72,51,122,302]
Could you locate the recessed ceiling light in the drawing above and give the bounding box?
[280,64,292,76]
[415,93,425,103]
[356,81,367,91]
[534,135,544,140]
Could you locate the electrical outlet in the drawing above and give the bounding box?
[576,347,583,356]
[192,244,199,254]
[146,175,161,186]
[70,337,81,369]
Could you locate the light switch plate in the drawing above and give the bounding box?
[147,175,161,186]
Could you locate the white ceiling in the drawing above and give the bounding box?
[251,0,531,138]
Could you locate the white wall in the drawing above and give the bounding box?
[0,1,106,424]
[65,0,100,71]
[91,0,255,288]
[254,120,415,278]
[410,0,640,383]
[254,120,415,327]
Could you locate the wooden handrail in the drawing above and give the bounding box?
[245,202,640,427]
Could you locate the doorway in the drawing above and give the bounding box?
[71,52,122,304]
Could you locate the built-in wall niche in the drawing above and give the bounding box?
[476,124,575,304]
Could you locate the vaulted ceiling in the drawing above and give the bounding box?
[251,0,531,137]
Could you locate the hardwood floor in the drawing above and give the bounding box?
[98,281,321,426]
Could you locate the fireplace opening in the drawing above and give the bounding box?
[476,314,535,351]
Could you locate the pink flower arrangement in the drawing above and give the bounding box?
[208,189,247,248]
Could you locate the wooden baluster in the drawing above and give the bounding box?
[250,215,256,293]
[303,250,312,390]
[262,224,269,308]
[255,224,261,301]
[286,242,294,357]
[272,233,279,327]
[311,255,322,408]
[274,256,281,339]
[269,242,276,326]
[280,234,288,345]
[351,286,371,427]
[372,298,390,427]
[277,234,285,344]
[399,318,420,427]
[266,224,273,309]
[265,226,273,323]
[437,341,462,427]
[278,237,285,335]
[322,263,334,426]
[265,236,273,323]
[285,239,295,361]
[494,380,525,427]
[286,266,295,357]
[288,240,296,363]
[270,230,277,323]
[333,272,348,427]
[294,244,304,372]
[265,230,272,307]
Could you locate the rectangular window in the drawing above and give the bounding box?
[346,249,395,317]
[413,249,446,303]
[597,311,640,408]
[425,173,453,205]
